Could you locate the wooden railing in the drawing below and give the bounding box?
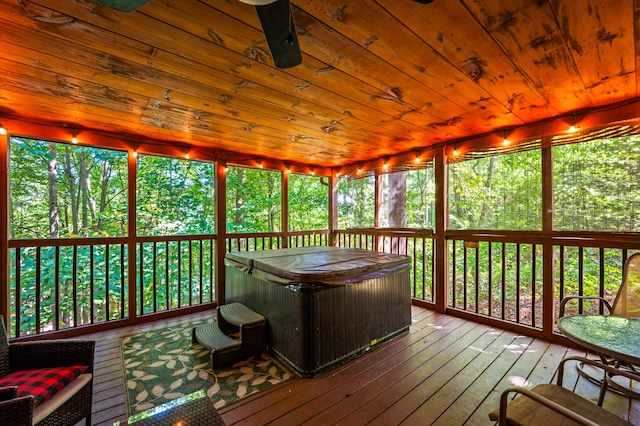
[336,228,435,303]
[9,238,129,337]
[7,230,327,338]
[447,231,640,334]
[9,228,640,340]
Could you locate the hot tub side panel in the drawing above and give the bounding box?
[225,263,411,377]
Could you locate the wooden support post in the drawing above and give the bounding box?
[328,172,338,247]
[215,161,227,305]
[127,149,137,322]
[434,146,448,313]
[0,130,8,324]
[375,175,383,250]
[282,170,289,249]
[541,135,555,340]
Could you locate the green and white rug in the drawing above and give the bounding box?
[121,319,293,415]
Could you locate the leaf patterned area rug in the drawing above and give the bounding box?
[121,319,293,415]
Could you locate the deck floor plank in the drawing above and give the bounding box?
[77,307,639,425]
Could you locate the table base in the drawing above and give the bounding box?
[577,361,640,402]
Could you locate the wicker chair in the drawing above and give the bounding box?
[0,316,95,426]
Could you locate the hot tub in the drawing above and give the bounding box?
[224,246,411,377]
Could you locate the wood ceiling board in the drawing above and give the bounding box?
[462,0,592,112]
[27,0,427,149]
[549,0,636,104]
[10,3,417,155]
[376,0,557,123]
[2,0,639,169]
[142,0,446,140]
[295,0,520,128]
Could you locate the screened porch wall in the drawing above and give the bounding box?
[2,118,640,344]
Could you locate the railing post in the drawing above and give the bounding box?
[434,146,448,313]
[215,161,227,305]
[542,136,555,340]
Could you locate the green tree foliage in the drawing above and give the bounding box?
[337,175,375,228]
[10,138,128,238]
[288,173,328,231]
[226,166,281,232]
[136,155,215,236]
[554,135,640,231]
[448,149,542,230]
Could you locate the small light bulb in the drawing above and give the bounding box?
[569,124,576,133]
[0,126,6,136]
[453,148,458,156]
[383,163,388,171]
[185,153,190,159]
[502,138,510,146]
[357,168,362,174]
[259,162,263,169]
[132,151,138,158]
[414,156,420,164]
[71,136,78,144]
[311,170,315,176]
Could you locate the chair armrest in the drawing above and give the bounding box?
[9,340,95,373]
[0,387,18,402]
[559,296,613,317]
[499,387,599,426]
[0,394,34,426]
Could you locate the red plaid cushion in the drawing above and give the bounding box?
[0,365,88,408]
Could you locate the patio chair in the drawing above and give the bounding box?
[558,252,640,398]
[559,252,640,319]
[0,316,94,426]
[489,356,633,426]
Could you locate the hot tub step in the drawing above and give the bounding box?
[218,302,266,328]
[193,322,239,352]
[193,303,268,369]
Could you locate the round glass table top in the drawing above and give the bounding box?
[556,315,640,365]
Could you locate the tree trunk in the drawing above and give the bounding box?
[268,172,276,232]
[48,143,59,238]
[235,168,246,248]
[79,151,97,234]
[97,160,112,231]
[64,146,79,234]
[388,172,407,253]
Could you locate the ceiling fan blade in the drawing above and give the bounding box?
[95,0,153,13]
[255,0,302,69]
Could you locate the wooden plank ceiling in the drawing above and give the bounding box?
[0,0,637,169]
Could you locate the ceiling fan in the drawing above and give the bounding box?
[95,0,302,69]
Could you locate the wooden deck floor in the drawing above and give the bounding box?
[86,306,640,425]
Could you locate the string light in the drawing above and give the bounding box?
[185,153,190,159]
[259,161,263,169]
[132,150,138,158]
[452,147,459,156]
[311,169,315,176]
[0,124,6,136]
[414,154,421,164]
[357,165,362,174]
[382,161,388,171]
[569,114,578,133]
[71,135,78,144]
[502,131,510,146]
